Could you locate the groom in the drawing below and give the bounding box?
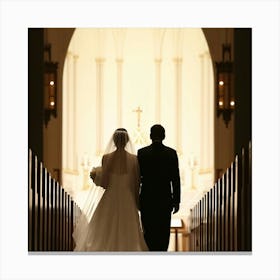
[137,124,181,251]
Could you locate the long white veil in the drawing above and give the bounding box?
[73,128,136,251]
[100,128,135,187]
[103,128,135,155]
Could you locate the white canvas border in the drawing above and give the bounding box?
[0,0,279,279]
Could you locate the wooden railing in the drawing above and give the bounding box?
[28,149,81,251]
[189,142,252,251]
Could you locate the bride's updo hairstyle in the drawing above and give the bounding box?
[103,128,135,155]
[101,128,134,186]
[113,128,129,149]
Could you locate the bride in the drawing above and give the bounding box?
[73,128,148,251]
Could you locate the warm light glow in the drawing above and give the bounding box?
[50,80,55,86]
[63,28,215,218]
[50,101,55,106]
[230,101,235,106]
[219,81,224,86]
[219,101,223,106]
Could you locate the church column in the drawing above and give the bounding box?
[205,52,213,170]
[95,58,105,155]
[72,54,79,170]
[173,29,183,155]
[65,51,73,170]
[199,51,214,178]
[174,57,183,154]
[64,52,78,171]
[63,52,69,170]
[155,59,162,123]
[116,58,123,127]
[199,53,207,170]
[113,29,126,127]
[154,29,165,123]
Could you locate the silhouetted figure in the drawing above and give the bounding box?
[73,128,148,251]
[137,124,181,251]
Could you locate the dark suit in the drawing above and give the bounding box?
[137,142,181,251]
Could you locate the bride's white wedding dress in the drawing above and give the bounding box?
[73,151,148,251]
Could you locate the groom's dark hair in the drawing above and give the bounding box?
[150,124,165,141]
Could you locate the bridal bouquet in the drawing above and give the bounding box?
[90,166,102,186]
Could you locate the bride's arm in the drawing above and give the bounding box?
[90,166,102,185]
[134,158,141,209]
[90,167,97,180]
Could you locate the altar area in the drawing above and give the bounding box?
[61,28,215,227]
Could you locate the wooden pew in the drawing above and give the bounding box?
[28,149,81,251]
[189,142,252,252]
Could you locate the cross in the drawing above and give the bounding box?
[133,106,143,128]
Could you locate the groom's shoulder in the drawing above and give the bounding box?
[163,145,177,154]
[137,145,151,154]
